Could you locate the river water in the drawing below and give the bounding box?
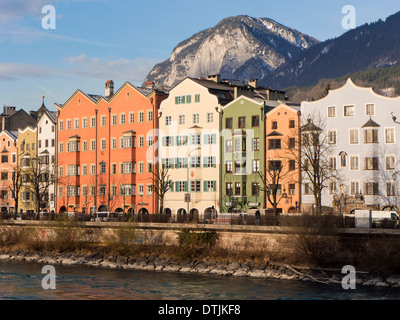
[0,260,399,300]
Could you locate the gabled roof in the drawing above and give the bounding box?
[267,131,283,137]
[362,117,380,128]
[301,119,322,132]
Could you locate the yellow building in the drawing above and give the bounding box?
[17,126,37,214]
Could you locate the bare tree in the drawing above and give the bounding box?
[151,164,172,214]
[258,159,287,225]
[290,112,339,215]
[9,165,23,216]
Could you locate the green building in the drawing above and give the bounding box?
[220,96,271,213]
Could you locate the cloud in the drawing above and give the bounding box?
[0,0,56,22]
[64,54,161,83]
[0,54,160,84]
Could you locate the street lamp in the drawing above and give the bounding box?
[187,147,201,218]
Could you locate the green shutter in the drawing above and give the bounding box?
[184,158,188,168]
[184,181,188,192]
[162,137,166,146]
[203,157,207,168]
[204,181,207,192]
[204,135,208,145]
[186,95,191,103]
[175,96,179,104]
[213,181,216,192]
[212,157,216,168]
[175,158,179,169]
[182,96,185,104]
[212,134,217,144]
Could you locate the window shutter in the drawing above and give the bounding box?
[204,181,207,192]
[213,181,216,192]
[184,181,188,192]
[175,97,179,104]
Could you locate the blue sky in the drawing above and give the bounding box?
[1,0,400,112]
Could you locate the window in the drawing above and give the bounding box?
[271,121,277,129]
[225,140,232,152]
[176,158,187,169]
[175,96,186,104]
[225,118,233,129]
[268,139,281,150]
[82,118,87,128]
[328,130,337,145]
[364,129,378,143]
[147,135,154,146]
[207,113,213,123]
[364,157,379,170]
[195,94,200,103]
[129,112,134,124]
[139,162,144,173]
[1,155,8,163]
[66,119,71,130]
[269,160,282,171]
[252,160,260,173]
[226,161,232,173]
[329,182,337,195]
[350,129,359,144]
[226,183,233,196]
[139,136,144,147]
[178,115,185,125]
[91,117,96,128]
[205,134,216,145]
[289,184,296,196]
[186,95,192,104]
[238,117,246,128]
[190,134,200,145]
[364,182,379,195]
[190,181,201,192]
[385,128,395,144]
[344,105,355,117]
[204,156,216,168]
[249,138,259,151]
[120,113,126,125]
[386,155,395,170]
[91,140,96,151]
[99,185,107,196]
[329,157,337,170]
[59,120,64,131]
[350,156,359,170]
[121,162,134,174]
[139,112,144,123]
[251,183,259,196]
[304,183,312,195]
[147,110,153,122]
[111,164,117,175]
[165,116,172,126]
[387,182,396,197]
[366,104,375,116]
[193,113,199,124]
[350,181,360,195]
[164,136,173,147]
[74,118,79,129]
[190,156,201,168]
[289,160,296,171]
[252,116,259,127]
[177,181,187,192]
[1,172,8,180]
[82,165,87,176]
[328,106,336,118]
[235,183,241,196]
[101,115,106,127]
[100,163,106,174]
[289,119,295,128]
[101,139,106,150]
[288,138,296,149]
[205,181,216,192]
[111,138,116,149]
[177,136,188,146]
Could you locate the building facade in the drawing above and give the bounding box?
[301,78,400,213]
[0,130,18,215]
[17,126,37,214]
[159,77,228,219]
[220,95,266,213]
[37,102,57,213]
[265,103,301,213]
[56,80,167,215]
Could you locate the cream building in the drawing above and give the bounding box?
[159,77,233,219]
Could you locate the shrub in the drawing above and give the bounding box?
[176,228,219,259]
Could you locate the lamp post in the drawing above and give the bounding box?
[187,147,201,217]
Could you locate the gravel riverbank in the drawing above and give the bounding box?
[1,250,400,288]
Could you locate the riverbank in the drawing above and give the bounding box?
[1,248,400,288]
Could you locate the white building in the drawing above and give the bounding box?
[36,102,57,213]
[301,78,400,212]
[159,76,239,219]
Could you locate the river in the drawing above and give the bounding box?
[0,260,399,300]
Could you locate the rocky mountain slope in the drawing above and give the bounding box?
[143,15,319,88]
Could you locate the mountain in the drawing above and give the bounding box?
[143,15,319,89]
[264,11,400,89]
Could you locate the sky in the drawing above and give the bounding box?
[1,0,400,112]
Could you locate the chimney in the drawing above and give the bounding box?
[105,80,114,98]
[248,79,259,89]
[207,74,221,83]
[146,81,155,89]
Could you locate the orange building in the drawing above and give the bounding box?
[56,80,168,215]
[265,103,301,213]
[0,130,18,215]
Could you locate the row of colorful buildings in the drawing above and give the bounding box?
[1,76,399,217]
